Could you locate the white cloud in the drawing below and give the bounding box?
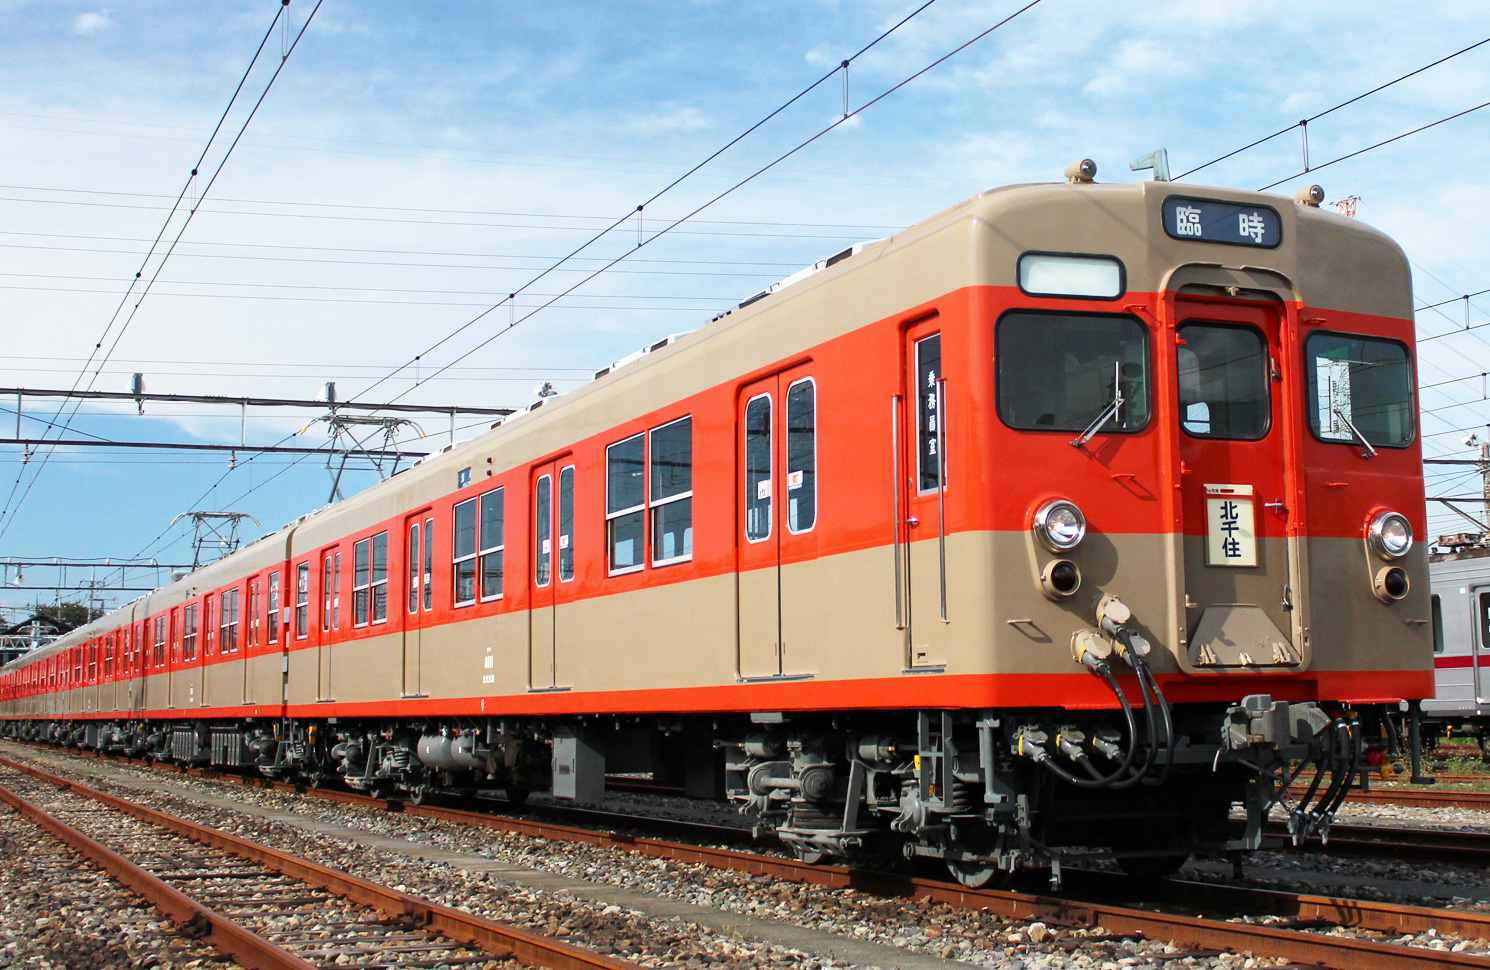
[626,105,712,135]
[72,11,112,35]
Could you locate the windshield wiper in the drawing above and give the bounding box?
[1071,361,1124,448]
[1332,406,1378,459]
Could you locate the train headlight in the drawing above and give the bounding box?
[1367,511,1413,560]
[1033,500,1086,553]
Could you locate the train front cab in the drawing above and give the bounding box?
[915,180,1431,880]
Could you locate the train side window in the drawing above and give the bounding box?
[1176,323,1269,439]
[354,534,388,625]
[996,311,1151,433]
[535,475,553,586]
[103,636,113,676]
[1432,594,1444,654]
[363,536,381,619]
[408,523,420,614]
[651,417,692,565]
[745,395,772,541]
[787,379,817,532]
[183,603,198,661]
[153,617,165,666]
[222,588,239,654]
[916,334,944,492]
[1304,331,1414,448]
[453,498,478,606]
[423,517,434,611]
[559,465,576,580]
[607,434,645,573]
[267,572,280,644]
[333,554,341,630]
[295,563,309,639]
[480,488,505,600]
[205,596,214,655]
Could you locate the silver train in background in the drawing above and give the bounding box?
[1423,533,1490,758]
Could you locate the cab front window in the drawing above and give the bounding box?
[1304,331,1414,448]
[996,311,1150,433]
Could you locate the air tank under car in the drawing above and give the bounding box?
[0,160,1433,885]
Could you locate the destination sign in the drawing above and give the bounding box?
[1162,196,1281,248]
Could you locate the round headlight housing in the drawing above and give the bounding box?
[1367,511,1413,560]
[1033,500,1087,553]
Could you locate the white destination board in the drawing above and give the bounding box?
[1205,483,1256,567]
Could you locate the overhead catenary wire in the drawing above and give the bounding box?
[0,0,325,545]
[1257,98,1490,192]
[1178,35,1490,180]
[369,0,1048,410]
[347,0,949,406]
[0,1,292,536]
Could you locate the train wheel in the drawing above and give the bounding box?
[1116,852,1188,881]
[409,784,433,806]
[945,858,1007,889]
[793,848,828,865]
[504,787,530,807]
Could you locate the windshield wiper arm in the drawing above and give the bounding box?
[1071,361,1125,448]
[1332,406,1378,459]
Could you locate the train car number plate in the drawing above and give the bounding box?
[1205,483,1256,567]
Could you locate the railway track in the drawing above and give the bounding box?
[0,757,638,970]
[10,745,1490,969]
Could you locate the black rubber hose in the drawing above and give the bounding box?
[1135,661,1174,786]
[1107,663,1159,790]
[1037,663,1140,789]
[1312,719,1351,823]
[1322,718,1362,817]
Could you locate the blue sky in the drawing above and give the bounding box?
[1,0,1488,617]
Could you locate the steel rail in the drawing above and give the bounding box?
[0,779,317,970]
[0,756,641,970]
[1274,820,1490,867]
[1066,869,1490,941]
[1292,782,1490,812]
[11,745,1490,970]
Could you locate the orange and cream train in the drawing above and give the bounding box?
[0,162,1432,883]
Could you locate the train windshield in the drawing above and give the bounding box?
[1304,331,1414,447]
[996,311,1149,433]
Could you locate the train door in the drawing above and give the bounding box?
[1173,299,1302,667]
[896,321,950,669]
[1474,587,1490,708]
[737,364,818,678]
[528,460,569,690]
[403,511,432,698]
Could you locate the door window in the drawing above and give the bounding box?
[916,334,944,491]
[1177,323,1270,439]
[559,465,576,580]
[786,379,817,533]
[745,394,772,542]
[534,475,552,587]
[422,517,434,611]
